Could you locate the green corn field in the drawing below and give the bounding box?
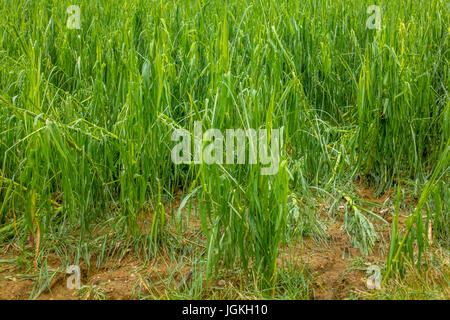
[0,0,448,300]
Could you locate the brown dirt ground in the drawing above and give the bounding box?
[303,223,381,299]
[0,251,196,300]
[0,185,410,300]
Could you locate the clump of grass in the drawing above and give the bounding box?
[77,285,108,300]
[385,141,449,281]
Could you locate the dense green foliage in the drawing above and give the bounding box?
[0,0,448,289]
